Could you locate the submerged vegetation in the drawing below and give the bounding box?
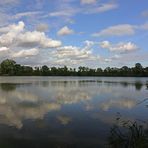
[0,59,148,76]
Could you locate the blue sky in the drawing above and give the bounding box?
[0,0,148,68]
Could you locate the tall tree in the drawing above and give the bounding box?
[0,59,16,75]
[41,65,49,76]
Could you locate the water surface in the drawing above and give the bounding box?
[0,77,148,148]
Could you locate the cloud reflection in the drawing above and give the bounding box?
[57,115,72,125]
[0,78,147,129]
[99,98,137,111]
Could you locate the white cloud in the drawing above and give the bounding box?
[57,26,74,36]
[81,0,96,5]
[100,98,137,111]
[0,21,24,34]
[104,54,121,63]
[93,24,135,37]
[53,46,90,59]
[0,47,10,58]
[99,41,110,48]
[84,40,95,47]
[93,22,148,37]
[0,21,61,48]
[112,54,121,59]
[0,47,9,52]
[0,21,62,62]
[13,11,42,19]
[49,1,118,18]
[12,48,39,58]
[0,21,24,46]
[51,45,100,66]
[49,9,78,17]
[17,31,62,48]
[84,2,118,14]
[100,41,139,53]
[104,58,112,62]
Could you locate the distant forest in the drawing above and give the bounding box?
[0,59,148,77]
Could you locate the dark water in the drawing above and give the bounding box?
[0,77,147,148]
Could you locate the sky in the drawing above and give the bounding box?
[0,0,148,68]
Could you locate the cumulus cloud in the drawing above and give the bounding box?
[84,40,95,47]
[0,47,10,58]
[12,48,39,58]
[17,31,62,48]
[0,47,9,52]
[53,46,91,59]
[0,21,25,46]
[0,21,62,61]
[0,21,101,66]
[0,21,25,34]
[100,41,139,53]
[104,54,121,63]
[57,26,74,36]
[0,21,61,49]
[93,24,135,37]
[104,58,112,63]
[51,45,100,66]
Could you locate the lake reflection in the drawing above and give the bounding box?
[0,77,147,148]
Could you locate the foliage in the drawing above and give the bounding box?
[0,59,16,75]
[0,59,148,76]
[108,114,148,148]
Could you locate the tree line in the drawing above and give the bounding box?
[0,59,148,76]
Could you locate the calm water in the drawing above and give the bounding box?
[0,76,148,148]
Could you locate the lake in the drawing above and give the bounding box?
[0,76,148,148]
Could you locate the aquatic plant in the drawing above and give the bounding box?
[108,114,148,148]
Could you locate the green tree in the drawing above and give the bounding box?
[41,65,49,76]
[22,66,33,76]
[34,67,41,76]
[133,63,143,76]
[0,59,16,75]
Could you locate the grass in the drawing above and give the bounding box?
[108,114,148,148]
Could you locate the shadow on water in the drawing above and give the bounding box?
[103,80,146,91]
[146,81,148,90]
[0,83,34,92]
[0,139,103,148]
[135,81,143,91]
[0,83,17,91]
[49,80,147,91]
